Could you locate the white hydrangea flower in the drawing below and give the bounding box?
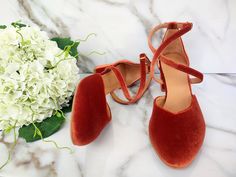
[0,25,80,130]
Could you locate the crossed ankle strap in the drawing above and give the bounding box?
[94,22,202,105]
[148,22,203,85]
[110,54,152,104]
[95,54,151,105]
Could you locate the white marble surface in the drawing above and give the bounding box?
[0,0,236,73]
[0,74,236,177]
[1,0,236,176]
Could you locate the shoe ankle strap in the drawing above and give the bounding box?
[160,54,203,83]
[110,53,152,104]
[95,54,152,105]
[148,22,203,85]
[148,22,192,54]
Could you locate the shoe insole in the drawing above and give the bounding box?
[159,29,192,113]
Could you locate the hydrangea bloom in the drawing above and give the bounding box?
[0,26,80,130]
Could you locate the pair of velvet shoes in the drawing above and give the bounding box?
[71,22,205,168]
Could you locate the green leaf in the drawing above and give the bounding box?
[51,37,79,58]
[11,22,26,28]
[61,97,74,113]
[0,25,7,29]
[18,113,65,142]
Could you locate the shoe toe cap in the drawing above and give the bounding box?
[149,95,205,168]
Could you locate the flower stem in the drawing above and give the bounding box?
[0,121,18,170]
[76,33,97,42]
[31,117,74,154]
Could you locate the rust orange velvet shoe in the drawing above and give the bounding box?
[71,55,151,145]
[148,22,206,168]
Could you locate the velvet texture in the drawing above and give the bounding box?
[71,74,111,146]
[149,95,205,168]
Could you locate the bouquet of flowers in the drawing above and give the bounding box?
[0,21,80,169]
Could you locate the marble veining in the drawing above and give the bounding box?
[1,0,236,73]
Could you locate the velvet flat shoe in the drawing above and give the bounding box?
[148,22,206,168]
[71,55,151,145]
